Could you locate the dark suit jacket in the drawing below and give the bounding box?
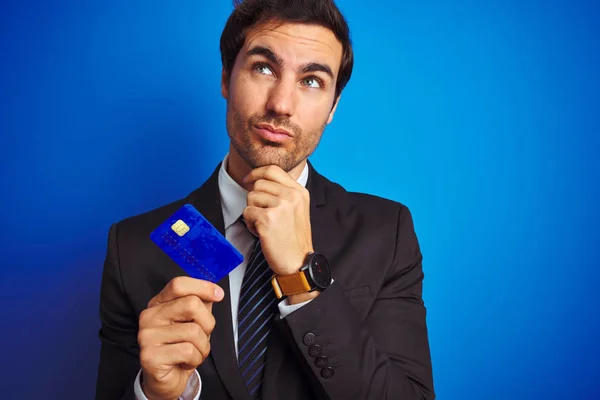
[95,161,435,400]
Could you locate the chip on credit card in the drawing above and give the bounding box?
[150,204,244,283]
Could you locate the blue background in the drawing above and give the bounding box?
[1,0,598,398]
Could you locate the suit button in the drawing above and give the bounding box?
[315,356,328,368]
[321,367,335,379]
[308,344,322,357]
[303,333,316,346]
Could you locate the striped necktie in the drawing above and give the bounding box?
[237,218,278,400]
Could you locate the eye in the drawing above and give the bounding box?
[301,77,322,89]
[253,62,274,76]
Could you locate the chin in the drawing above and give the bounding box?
[245,148,299,173]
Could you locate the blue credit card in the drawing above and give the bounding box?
[150,204,243,283]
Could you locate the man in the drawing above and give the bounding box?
[95,0,435,399]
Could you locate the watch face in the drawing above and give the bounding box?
[308,254,331,290]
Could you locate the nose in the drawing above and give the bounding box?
[265,77,297,117]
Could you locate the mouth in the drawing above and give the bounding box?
[253,124,293,143]
[255,124,293,137]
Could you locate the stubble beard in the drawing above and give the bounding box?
[226,103,326,173]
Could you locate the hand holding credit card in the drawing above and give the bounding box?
[150,204,244,282]
[140,204,236,399]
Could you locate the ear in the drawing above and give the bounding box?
[221,69,229,99]
[326,95,341,124]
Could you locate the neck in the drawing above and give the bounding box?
[227,144,307,191]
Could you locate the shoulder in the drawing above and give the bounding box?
[111,164,221,240]
[310,168,421,287]
[314,170,411,222]
[311,169,418,265]
[110,195,192,244]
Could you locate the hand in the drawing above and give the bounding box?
[138,276,224,400]
[242,165,314,276]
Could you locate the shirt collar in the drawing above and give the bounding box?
[218,153,309,231]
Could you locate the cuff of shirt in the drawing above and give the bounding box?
[278,296,313,318]
[278,280,335,318]
[133,368,201,400]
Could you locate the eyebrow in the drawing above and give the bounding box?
[301,62,334,81]
[246,45,335,81]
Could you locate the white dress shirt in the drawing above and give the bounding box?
[134,154,311,400]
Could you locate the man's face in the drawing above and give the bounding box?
[222,20,343,172]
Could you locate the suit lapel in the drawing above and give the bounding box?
[191,163,250,400]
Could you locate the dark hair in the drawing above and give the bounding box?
[220,0,354,100]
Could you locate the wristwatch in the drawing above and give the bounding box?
[271,252,332,299]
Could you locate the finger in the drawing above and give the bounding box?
[242,206,263,236]
[141,342,204,371]
[247,190,280,209]
[243,165,299,188]
[250,179,285,197]
[138,322,212,361]
[242,206,264,226]
[148,276,224,308]
[150,295,216,332]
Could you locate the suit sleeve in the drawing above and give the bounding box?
[279,205,435,400]
[95,223,140,400]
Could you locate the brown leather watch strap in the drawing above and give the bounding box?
[271,271,311,299]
